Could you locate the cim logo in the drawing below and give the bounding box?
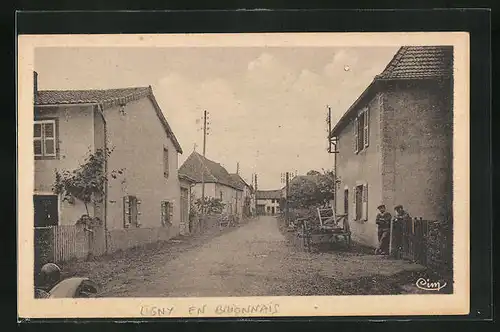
[415,278,447,291]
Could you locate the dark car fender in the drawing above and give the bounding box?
[48,277,99,298]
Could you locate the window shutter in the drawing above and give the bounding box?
[362,184,368,221]
[363,109,370,148]
[136,199,142,227]
[353,118,359,153]
[352,187,356,220]
[164,148,169,178]
[123,196,130,227]
[169,202,174,223]
[161,201,166,226]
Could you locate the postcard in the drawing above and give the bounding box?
[18,31,469,318]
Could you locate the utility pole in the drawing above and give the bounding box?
[327,105,339,212]
[285,171,290,223]
[281,171,292,223]
[254,173,258,215]
[200,110,209,221]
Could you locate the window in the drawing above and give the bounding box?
[161,201,173,226]
[220,191,223,200]
[34,119,57,158]
[353,184,368,221]
[163,148,169,178]
[354,107,369,153]
[123,195,141,227]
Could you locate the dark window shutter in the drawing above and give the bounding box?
[123,196,130,227]
[363,109,370,148]
[353,118,358,153]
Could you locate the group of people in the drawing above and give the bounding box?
[375,204,411,256]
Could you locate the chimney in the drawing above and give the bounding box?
[34,71,38,95]
[236,162,240,175]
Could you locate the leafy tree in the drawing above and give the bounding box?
[52,147,123,227]
[287,169,336,209]
[195,197,226,215]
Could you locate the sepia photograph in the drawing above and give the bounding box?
[18,32,470,318]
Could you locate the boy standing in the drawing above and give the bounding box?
[375,204,392,255]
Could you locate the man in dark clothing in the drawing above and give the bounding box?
[392,205,411,258]
[375,204,392,255]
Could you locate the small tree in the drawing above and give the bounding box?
[287,169,336,210]
[195,197,226,215]
[53,147,123,227]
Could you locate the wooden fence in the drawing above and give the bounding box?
[34,225,106,269]
[391,217,452,273]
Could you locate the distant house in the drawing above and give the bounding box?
[178,152,244,217]
[33,72,185,252]
[329,46,453,247]
[229,173,255,217]
[256,190,282,215]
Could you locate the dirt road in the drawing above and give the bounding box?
[92,216,424,297]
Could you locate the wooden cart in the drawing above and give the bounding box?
[296,207,351,251]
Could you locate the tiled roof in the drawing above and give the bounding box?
[228,174,250,191]
[35,87,150,107]
[178,152,242,190]
[34,86,183,154]
[331,46,453,136]
[375,46,453,80]
[256,190,282,200]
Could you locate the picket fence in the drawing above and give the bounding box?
[34,225,106,269]
[392,217,452,273]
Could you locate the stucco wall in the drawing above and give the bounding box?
[217,183,243,216]
[191,183,217,201]
[335,93,383,248]
[104,97,182,234]
[381,80,453,222]
[108,224,179,253]
[34,105,96,225]
[334,80,453,248]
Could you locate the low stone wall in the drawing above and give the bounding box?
[107,225,179,253]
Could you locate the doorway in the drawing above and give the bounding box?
[34,194,59,227]
[271,207,275,215]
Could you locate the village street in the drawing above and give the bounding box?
[62,216,426,297]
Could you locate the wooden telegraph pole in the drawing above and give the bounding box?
[326,105,338,211]
[285,171,290,222]
[200,110,209,223]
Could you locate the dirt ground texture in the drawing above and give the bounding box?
[60,216,436,297]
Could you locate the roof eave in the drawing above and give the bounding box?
[146,88,184,154]
[330,79,379,137]
[330,75,451,137]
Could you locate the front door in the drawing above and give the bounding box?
[34,195,58,227]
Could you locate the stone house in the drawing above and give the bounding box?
[256,190,282,215]
[329,46,453,248]
[178,152,244,218]
[33,72,186,252]
[229,173,255,217]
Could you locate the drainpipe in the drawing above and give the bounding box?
[97,104,109,253]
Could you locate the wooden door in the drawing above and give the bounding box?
[34,195,58,227]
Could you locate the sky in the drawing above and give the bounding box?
[35,46,400,190]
